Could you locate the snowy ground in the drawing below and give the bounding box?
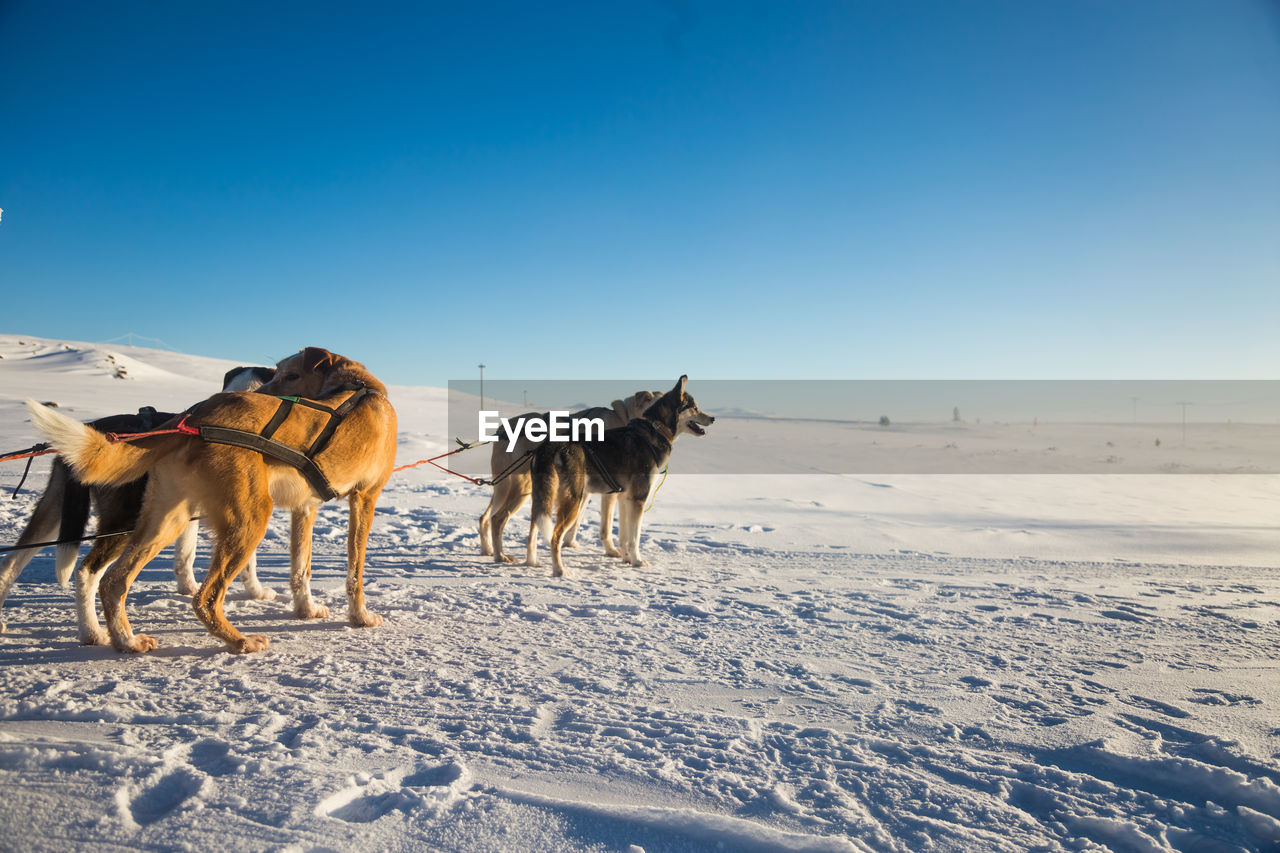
[1,335,1278,852]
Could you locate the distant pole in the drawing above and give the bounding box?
[1176,401,1192,445]
[479,364,486,411]
[524,389,528,408]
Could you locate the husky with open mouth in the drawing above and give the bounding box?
[526,376,713,577]
[479,389,659,564]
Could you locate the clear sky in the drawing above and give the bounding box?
[1,1,1277,387]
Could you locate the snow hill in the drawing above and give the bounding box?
[0,334,1278,852]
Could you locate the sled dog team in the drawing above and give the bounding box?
[0,348,714,654]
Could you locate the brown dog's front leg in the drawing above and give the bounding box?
[289,505,327,619]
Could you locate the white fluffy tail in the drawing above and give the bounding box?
[536,513,553,543]
[25,400,97,464]
[25,398,162,486]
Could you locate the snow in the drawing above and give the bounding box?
[0,334,1278,852]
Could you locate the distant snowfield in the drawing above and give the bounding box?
[0,335,1277,852]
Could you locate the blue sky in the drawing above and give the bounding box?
[1,1,1277,386]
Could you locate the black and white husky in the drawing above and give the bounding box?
[0,365,275,642]
[526,376,714,577]
[478,390,659,564]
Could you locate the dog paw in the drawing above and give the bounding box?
[174,580,198,597]
[565,539,580,549]
[602,543,622,558]
[294,602,329,620]
[79,628,111,646]
[629,558,650,568]
[118,633,158,653]
[231,634,270,654]
[245,586,278,602]
[494,554,515,564]
[350,610,383,628]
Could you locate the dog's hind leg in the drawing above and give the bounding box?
[345,487,384,628]
[489,475,531,564]
[550,486,588,578]
[74,536,128,645]
[525,518,541,568]
[598,493,622,558]
[527,450,557,568]
[0,463,72,630]
[100,501,193,653]
[479,489,497,556]
[194,499,272,653]
[172,519,199,596]
[289,505,327,619]
[564,495,585,549]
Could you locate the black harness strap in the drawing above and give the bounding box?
[198,426,340,499]
[195,383,372,502]
[259,399,293,439]
[305,386,370,456]
[583,445,624,494]
[488,449,535,487]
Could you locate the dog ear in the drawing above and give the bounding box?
[301,347,337,373]
[671,375,687,396]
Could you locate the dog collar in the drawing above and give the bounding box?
[650,420,675,442]
[632,419,674,462]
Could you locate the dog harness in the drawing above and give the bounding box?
[630,418,673,467]
[579,419,673,494]
[583,445,624,494]
[194,383,373,501]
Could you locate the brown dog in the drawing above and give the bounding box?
[26,348,397,654]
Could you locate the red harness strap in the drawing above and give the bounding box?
[104,414,199,443]
[392,443,488,485]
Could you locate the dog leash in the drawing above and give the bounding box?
[3,412,198,499]
[391,438,491,485]
[4,443,52,498]
[0,515,203,554]
[645,465,669,513]
[486,448,534,487]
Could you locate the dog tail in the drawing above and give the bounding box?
[54,459,90,588]
[530,445,559,543]
[25,400,168,488]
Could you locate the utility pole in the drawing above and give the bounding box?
[1175,401,1192,445]
[478,364,486,411]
